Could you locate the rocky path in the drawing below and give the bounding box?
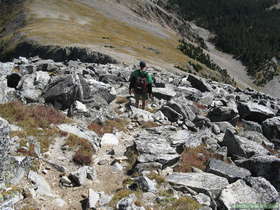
[1,57,280,209]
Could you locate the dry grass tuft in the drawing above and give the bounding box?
[193,102,208,110]
[109,189,143,208]
[12,127,61,153]
[64,134,94,165]
[174,145,224,172]
[0,101,68,153]
[140,121,159,129]
[147,172,165,184]
[163,197,201,210]
[114,96,129,104]
[88,118,129,136]
[0,101,67,129]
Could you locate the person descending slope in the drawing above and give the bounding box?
[129,61,153,109]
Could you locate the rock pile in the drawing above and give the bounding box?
[0,56,280,209]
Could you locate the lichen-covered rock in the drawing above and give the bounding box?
[238,101,275,123]
[28,171,56,197]
[221,129,269,158]
[134,176,157,192]
[152,86,176,100]
[187,74,211,92]
[135,133,180,168]
[219,179,279,210]
[235,155,280,191]
[206,159,251,183]
[166,172,229,198]
[116,194,145,210]
[208,106,238,122]
[262,116,280,142]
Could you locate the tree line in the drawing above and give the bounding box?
[167,0,280,84]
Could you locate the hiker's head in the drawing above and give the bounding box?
[139,61,146,70]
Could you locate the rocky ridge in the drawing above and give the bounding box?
[0,56,280,209]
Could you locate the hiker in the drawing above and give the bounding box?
[129,61,153,109]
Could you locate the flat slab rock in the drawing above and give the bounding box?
[221,129,269,158]
[166,172,229,198]
[219,178,279,209]
[135,133,180,167]
[57,124,99,147]
[206,159,251,183]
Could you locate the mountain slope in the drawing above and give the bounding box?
[0,0,190,68]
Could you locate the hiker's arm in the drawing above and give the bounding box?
[129,75,135,94]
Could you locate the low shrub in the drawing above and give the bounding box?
[174,145,224,172]
[0,101,67,129]
[64,134,94,165]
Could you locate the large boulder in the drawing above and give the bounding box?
[245,177,279,204]
[17,74,42,102]
[57,124,99,148]
[207,106,238,122]
[218,179,279,210]
[166,172,229,198]
[262,116,280,142]
[235,155,280,191]
[152,86,176,100]
[135,133,180,168]
[43,73,116,110]
[240,119,263,133]
[28,171,56,197]
[176,86,202,101]
[240,131,274,149]
[130,106,154,122]
[237,101,275,123]
[0,76,17,104]
[221,129,269,158]
[0,62,14,76]
[206,159,251,183]
[160,105,183,122]
[187,74,211,92]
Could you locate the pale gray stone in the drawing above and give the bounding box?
[57,124,99,147]
[166,172,229,198]
[153,86,176,100]
[101,133,119,146]
[88,189,100,209]
[134,176,157,192]
[28,171,56,197]
[206,159,251,183]
[221,129,269,158]
[238,101,275,123]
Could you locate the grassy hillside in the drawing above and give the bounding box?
[0,0,189,65]
[0,0,236,85]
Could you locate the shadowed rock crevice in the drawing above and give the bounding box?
[6,73,21,88]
